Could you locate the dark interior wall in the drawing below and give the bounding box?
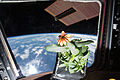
[0,1,99,37]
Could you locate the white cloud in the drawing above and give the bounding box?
[20,49,29,60]
[20,58,47,76]
[32,46,44,52]
[12,47,19,55]
[28,65,38,75]
[34,49,43,57]
[20,45,25,48]
[15,53,20,57]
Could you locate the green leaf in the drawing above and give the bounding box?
[69,62,75,68]
[67,42,79,55]
[82,50,90,59]
[73,66,79,71]
[69,55,75,62]
[71,39,82,43]
[69,67,75,74]
[78,48,83,56]
[59,63,66,68]
[45,44,67,52]
[82,46,88,53]
[74,56,79,62]
[75,40,94,47]
[65,66,68,71]
[81,70,84,74]
[76,66,84,72]
[78,56,83,59]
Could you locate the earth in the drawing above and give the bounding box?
[7,33,97,76]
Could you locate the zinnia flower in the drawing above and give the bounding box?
[57,31,71,46]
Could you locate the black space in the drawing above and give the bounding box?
[0,1,99,37]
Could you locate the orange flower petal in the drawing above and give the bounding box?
[67,38,70,41]
[60,41,63,46]
[57,31,71,46]
[57,40,60,44]
[65,38,70,42]
[65,34,71,38]
[63,40,66,45]
[61,31,65,36]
